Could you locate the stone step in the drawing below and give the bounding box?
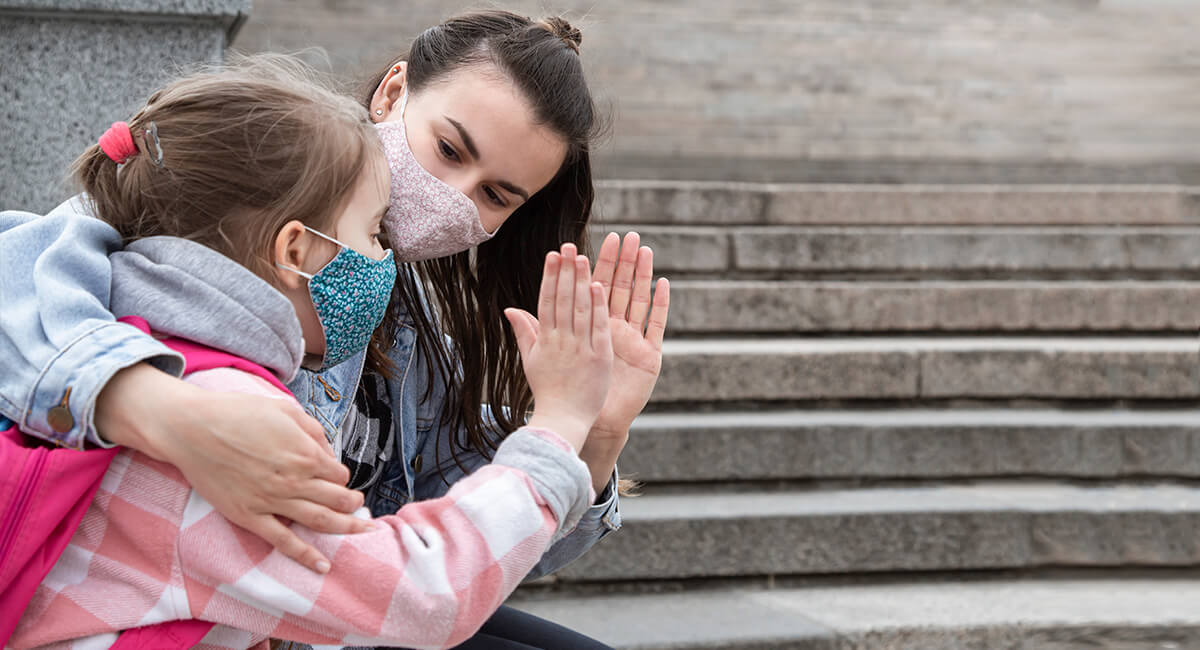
[593,225,1200,277]
[667,280,1200,333]
[512,577,1200,649]
[652,337,1200,404]
[595,181,1200,226]
[623,409,1200,483]
[554,482,1200,582]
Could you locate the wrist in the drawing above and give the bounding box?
[94,363,189,461]
[589,419,631,443]
[527,410,593,453]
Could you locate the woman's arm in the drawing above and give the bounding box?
[0,198,184,448]
[0,198,367,572]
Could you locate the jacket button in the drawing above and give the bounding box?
[411,455,423,473]
[48,387,74,433]
[47,406,74,433]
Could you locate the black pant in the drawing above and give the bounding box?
[448,605,613,650]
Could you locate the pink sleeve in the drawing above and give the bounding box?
[178,459,558,647]
[176,369,573,647]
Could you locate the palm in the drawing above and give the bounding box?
[589,232,670,435]
[595,315,663,432]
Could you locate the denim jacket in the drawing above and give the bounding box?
[0,197,620,579]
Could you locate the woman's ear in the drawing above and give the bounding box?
[369,61,408,123]
[272,220,310,290]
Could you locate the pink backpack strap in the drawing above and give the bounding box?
[119,316,293,395]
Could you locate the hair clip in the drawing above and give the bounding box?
[142,121,165,167]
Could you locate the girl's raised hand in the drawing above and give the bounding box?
[504,243,613,453]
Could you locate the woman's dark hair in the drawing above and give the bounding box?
[362,10,602,477]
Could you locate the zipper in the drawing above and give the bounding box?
[0,448,50,576]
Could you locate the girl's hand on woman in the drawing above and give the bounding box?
[588,232,670,442]
[95,363,371,574]
[504,243,613,453]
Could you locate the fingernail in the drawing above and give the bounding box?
[316,560,331,574]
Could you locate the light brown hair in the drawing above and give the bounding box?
[73,54,382,284]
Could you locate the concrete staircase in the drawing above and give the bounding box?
[510,181,1200,649]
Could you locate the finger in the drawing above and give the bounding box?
[284,406,350,486]
[627,246,655,329]
[537,252,560,328]
[556,243,577,331]
[251,515,333,574]
[277,492,372,537]
[574,255,593,338]
[646,277,671,350]
[592,232,621,295]
[609,232,640,320]
[297,474,367,516]
[591,281,612,351]
[504,308,537,360]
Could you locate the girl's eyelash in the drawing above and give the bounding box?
[439,139,459,161]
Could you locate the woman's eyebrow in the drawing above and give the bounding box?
[446,117,480,159]
[446,116,531,201]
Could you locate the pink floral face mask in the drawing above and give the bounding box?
[375,91,497,261]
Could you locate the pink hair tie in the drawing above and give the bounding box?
[98,121,138,164]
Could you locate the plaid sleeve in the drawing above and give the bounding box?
[178,426,590,648]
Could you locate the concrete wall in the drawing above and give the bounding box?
[0,1,249,212]
[234,0,1200,183]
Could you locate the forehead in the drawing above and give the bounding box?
[415,65,567,191]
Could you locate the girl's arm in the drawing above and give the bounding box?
[182,247,606,646]
[181,424,592,648]
[421,407,622,581]
[0,199,367,572]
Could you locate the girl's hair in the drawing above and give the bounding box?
[362,10,604,477]
[73,54,394,372]
[74,54,382,290]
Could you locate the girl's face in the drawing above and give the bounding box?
[370,63,568,233]
[274,153,391,360]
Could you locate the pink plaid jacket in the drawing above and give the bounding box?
[10,368,592,649]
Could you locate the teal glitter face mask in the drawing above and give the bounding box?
[276,226,397,368]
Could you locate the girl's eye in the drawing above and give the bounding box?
[484,186,506,208]
[439,140,459,161]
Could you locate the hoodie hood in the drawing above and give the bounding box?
[109,236,305,382]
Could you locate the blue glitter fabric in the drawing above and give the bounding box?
[308,246,397,368]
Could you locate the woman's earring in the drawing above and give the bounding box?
[375,109,384,116]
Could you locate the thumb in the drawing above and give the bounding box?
[504,308,538,360]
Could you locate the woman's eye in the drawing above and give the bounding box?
[484,186,506,207]
[439,140,459,161]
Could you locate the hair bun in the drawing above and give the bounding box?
[539,16,582,54]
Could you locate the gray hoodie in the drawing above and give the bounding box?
[109,236,305,381]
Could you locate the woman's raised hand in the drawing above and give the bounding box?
[504,243,614,453]
[95,363,371,574]
[589,232,670,441]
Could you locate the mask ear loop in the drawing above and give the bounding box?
[275,225,351,279]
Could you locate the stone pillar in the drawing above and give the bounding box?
[0,0,250,212]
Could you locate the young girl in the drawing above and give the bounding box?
[10,57,612,649]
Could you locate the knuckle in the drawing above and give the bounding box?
[310,511,332,531]
[272,530,295,550]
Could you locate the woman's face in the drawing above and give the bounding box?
[370,63,568,234]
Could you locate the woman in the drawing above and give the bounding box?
[0,9,668,649]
